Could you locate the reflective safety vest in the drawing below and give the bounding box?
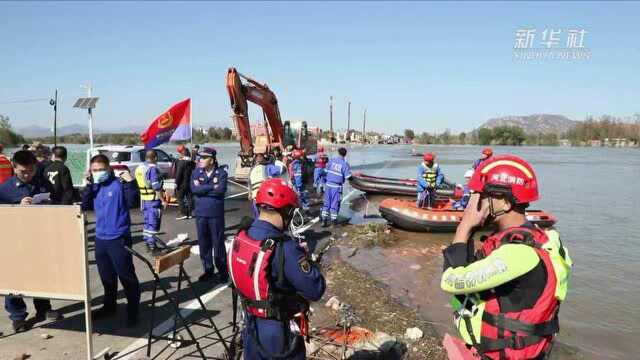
[227,230,307,320]
[421,162,439,187]
[0,155,13,185]
[452,226,572,360]
[135,164,159,201]
[249,164,267,199]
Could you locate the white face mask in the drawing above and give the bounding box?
[92,170,109,183]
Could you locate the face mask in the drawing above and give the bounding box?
[92,170,109,183]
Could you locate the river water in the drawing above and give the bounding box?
[12,143,639,358]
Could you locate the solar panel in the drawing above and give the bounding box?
[73,97,99,109]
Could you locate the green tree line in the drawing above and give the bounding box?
[564,115,640,145]
[28,126,236,145]
[0,115,27,146]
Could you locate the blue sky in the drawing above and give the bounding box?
[1,1,638,134]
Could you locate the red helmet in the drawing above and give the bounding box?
[423,152,435,162]
[468,155,538,204]
[255,178,299,210]
[176,145,186,153]
[482,147,493,157]
[293,149,304,159]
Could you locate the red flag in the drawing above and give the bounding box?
[140,98,191,149]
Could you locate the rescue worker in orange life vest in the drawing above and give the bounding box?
[135,150,164,252]
[416,152,444,208]
[191,147,228,283]
[228,178,325,359]
[441,155,572,360]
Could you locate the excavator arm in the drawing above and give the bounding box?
[226,67,284,158]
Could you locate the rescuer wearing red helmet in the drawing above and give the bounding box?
[416,152,444,208]
[472,147,494,170]
[228,178,326,359]
[440,155,572,360]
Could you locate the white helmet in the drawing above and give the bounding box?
[464,169,474,179]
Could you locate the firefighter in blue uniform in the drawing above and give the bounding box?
[321,147,352,227]
[135,150,164,252]
[81,154,141,327]
[416,152,444,208]
[191,147,229,283]
[290,149,309,211]
[228,178,326,359]
[0,150,61,332]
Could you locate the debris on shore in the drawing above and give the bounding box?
[310,255,446,359]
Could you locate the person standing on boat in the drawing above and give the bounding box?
[191,147,229,283]
[416,152,444,208]
[321,147,352,227]
[472,147,493,170]
[440,155,572,360]
[0,150,61,332]
[135,150,164,252]
[452,169,474,210]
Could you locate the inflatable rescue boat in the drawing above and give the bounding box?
[379,198,557,233]
[349,172,460,198]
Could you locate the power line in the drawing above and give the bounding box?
[0,97,49,105]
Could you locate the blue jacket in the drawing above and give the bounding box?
[324,156,352,186]
[417,162,444,191]
[453,185,471,209]
[147,164,163,191]
[265,161,284,178]
[191,166,227,218]
[0,175,52,204]
[81,176,138,240]
[243,219,326,359]
[290,159,304,188]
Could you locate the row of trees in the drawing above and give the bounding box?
[564,115,640,144]
[28,126,236,146]
[0,115,27,146]
[409,115,640,147]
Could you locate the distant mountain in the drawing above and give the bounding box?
[17,124,88,138]
[480,114,578,134]
[17,123,148,138]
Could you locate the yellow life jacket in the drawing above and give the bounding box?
[421,162,438,187]
[135,164,159,201]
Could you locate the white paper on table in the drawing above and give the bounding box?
[32,192,51,204]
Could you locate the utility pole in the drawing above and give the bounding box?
[329,96,334,143]
[50,89,58,146]
[347,101,351,142]
[86,84,94,150]
[362,108,367,144]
